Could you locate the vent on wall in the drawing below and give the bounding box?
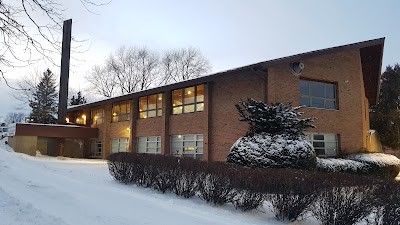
[289,62,304,76]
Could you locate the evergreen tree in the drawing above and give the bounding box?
[70,91,87,106]
[29,69,58,124]
[236,99,315,138]
[370,64,400,149]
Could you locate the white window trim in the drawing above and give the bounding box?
[171,134,204,159]
[111,138,129,153]
[305,133,339,157]
[137,136,161,154]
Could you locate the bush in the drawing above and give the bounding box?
[346,153,400,178]
[227,133,316,170]
[316,157,368,174]
[268,192,316,221]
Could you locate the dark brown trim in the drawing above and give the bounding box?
[68,38,384,111]
[15,123,98,139]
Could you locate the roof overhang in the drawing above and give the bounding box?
[14,123,98,139]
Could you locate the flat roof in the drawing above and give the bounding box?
[68,37,384,111]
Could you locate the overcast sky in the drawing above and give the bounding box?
[0,0,399,121]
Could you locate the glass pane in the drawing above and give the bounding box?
[148,110,157,118]
[173,106,182,114]
[139,97,147,112]
[183,135,194,140]
[120,102,127,114]
[183,141,196,147]
[184,104,195,113]
[147,148,157,153]
[313,142,325,148]
[157,109,162,116]
[311,98,324,108]
[173,90,183,106]
[112,116,118,123]
[195,154,203,160]
[196,135,203,141]
[147,137,156,142]
[184,87,195,104]
[148,95,157,110]
[112,104,120,114]
[148,142,157,148]
[126,101,131,113]
[196,147,204,153]
[196,103,204,112]
[325,134,337,141]
[196,141,203,147]
[310,82,325,98]
[314,135,324,140]
[326,142,338,149]
[300,97,310,107]
[139,112,147,119]
[315,149,325,156]
[325,84,335,99]
[157,94,162,108]
[172,135,183,141]
[300,80,309,95]
[196,85,204,102]
[325,100,336,109]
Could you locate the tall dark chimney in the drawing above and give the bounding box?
[57,19,72,124]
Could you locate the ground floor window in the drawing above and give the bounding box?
[90,139,103,158]
[305,133,338,157]
[137,136,161,154]
[111,138,129,153]
[171,134,203,159]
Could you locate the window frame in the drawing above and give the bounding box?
[112,100,131,123]
[91,107,104,125]
[300,79,338,110]
[90,139,103,158]
[137,136,161,154]
[111,138,129,153]
[172,84,204,115]
[171,134,203,160]
[305,133,339,157]
[139,93,163,119]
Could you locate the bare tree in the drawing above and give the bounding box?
[12,69,41,109]
[159,47,211,85]
[5,112,26,124]
[0,0,110,89]
[85,65,117,98]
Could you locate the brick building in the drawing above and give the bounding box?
[66,38,384,160]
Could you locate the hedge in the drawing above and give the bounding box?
[108,153,400,224]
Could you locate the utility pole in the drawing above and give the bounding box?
[57,19,72,124]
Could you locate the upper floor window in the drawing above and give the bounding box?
[68,111,86,125]
[172,84,204,115]
[91,107,104,124]
[112,100,131,122]
[139,94,162,119]
[300,80,337,109]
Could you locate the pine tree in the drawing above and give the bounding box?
[370,64,400,149]
[29,69,58,124]
[236,98,315,138]
[70,91,87,106]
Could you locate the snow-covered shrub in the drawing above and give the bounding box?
[316,157,368,173]
[227,133,316,169]
[346,153,400,178]
[108,153,136,184]
[312,186,378,225]
[227,99,317,170]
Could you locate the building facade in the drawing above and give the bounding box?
[67,38,384,161]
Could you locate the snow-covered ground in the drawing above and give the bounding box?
[0,139,317,225]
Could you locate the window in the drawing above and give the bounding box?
[172,84,204,114]
[111,138,129,153]
[139,94,162,119]
[300,80,337,109]
[305,133,338,157]
[171,134,203,159]
[112,100,131,122]
[137,136,161,154]
[90,139,103,158]
[68,111,86,125]
[91,107,104,124]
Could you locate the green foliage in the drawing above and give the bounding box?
[370,64,400,149]
[236,98,316,137]
[70,91,87,106]
[29,69,58,124]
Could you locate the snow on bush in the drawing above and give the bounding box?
[316,157,367,173]
[345,153,400,167]
[227,133,316,169]
[227,99,317,170]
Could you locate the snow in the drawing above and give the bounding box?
[316,157,366,172]
[0,139,315,225]
[345,153,400,167]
